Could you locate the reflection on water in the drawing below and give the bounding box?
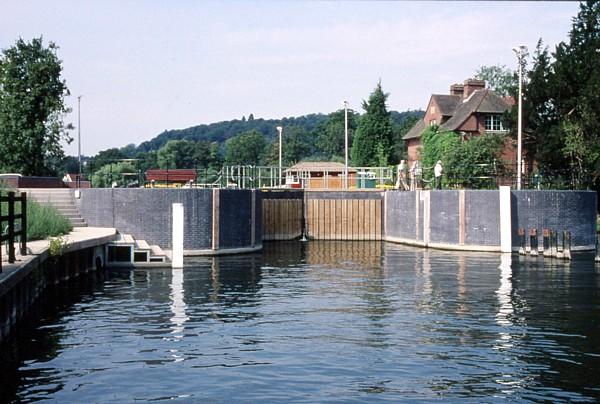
[1,242,600,402]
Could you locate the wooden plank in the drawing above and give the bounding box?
[334,199,341,240]
[375,199,382,240]
[309,199,316,239]
[265,199,271,240]
[370,199,376,240]
[348,199,358,240]
[340,199,346,240]
[294,199,301,238]
[328,199,334,240]
[262,199,268,240]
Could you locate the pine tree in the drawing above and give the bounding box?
[351,82,393,166]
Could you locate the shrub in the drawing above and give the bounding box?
[0,186,72,241]
[26,201,72,241]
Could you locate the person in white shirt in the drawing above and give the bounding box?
[434,160,443,190]
[396,160,409,190]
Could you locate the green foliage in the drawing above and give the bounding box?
[224,130,267,165]
[419,126,461,173]
[313,108,358,160]
[475,64,517,97]
[86,148,127,174]
[137,114,328,153]
[0,37,72,176]
[420,126,505,188]
[157,139,203,169]
[351,82,394,166]
[522,1,600,187]
[26,202,72,241]
[391,111,423,163]
[0,186,71,241]
[48,236,67,256]
[91,161,138,188]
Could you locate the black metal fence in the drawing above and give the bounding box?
[0,191,27,272]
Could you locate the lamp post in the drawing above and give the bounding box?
[277,126,283,187]
[77,95,82,187]
[343,100,349,189]
[513,45,527,190]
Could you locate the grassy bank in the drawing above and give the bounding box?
[0,186,72,241]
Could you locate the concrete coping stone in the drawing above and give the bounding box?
[0,227,117,298]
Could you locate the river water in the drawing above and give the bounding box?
[1,241,600,402]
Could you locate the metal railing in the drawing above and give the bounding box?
[0,191,27,272]
[416,162,595,190]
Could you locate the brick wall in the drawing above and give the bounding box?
[76,189,262,252]
[385,190,595,250]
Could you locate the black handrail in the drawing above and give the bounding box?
[0,191,27,272]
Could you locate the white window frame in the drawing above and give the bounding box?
[485,114,505,132]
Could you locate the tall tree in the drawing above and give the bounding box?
[351,82,393,166]
[225,130,267,165]
[264,126,314,165]
[314,108,358,160]
[475,64,517,97]
[0,37,72,175]
[157,139,199,169]
[522,1,600,185]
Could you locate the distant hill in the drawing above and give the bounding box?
[136,110,424,153]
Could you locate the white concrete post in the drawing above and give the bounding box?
[172,203,184,268]
[499,186,512,253]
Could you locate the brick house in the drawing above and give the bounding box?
[403,78,515,164]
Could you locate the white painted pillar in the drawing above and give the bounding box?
[172,203,184,268]
[499,186,512,253]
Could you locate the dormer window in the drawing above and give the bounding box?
[485,114,504,132]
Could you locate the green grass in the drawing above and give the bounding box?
[1,185,72,241]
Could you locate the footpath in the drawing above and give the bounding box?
[0,227,116,294]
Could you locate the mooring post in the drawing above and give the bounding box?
[172,203,184,268]
[543,229,551,257]
[529,228,538,256]
[557,229,565,259]
[550,230,558,258]
[596,234,600,262]
[518,228,526,255]
[20,192,27,256]
[563,230,571,260]
[8,191,15,263]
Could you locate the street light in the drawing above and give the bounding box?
[513,45,527,190]
[77,95,83,188]
[277,126,283,187]
[343,100,349,189]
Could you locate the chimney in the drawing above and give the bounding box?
[450,84,464,96]
[463,78,485,98]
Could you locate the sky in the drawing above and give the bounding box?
[0,1,580,156]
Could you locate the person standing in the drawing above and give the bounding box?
[434,160,443,190]
[409,161,417,191]
[396,160,409,190]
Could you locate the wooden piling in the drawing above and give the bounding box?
[543,229,551,257]
[550,230,560,258]
[529,228,538,256]
[595,234,600,262]
[563,230,571,260]
[518,228,526,255]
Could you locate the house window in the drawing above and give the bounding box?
[485,115,504,131]
[430,120,437,126]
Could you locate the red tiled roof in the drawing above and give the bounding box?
[146,169,196,182]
